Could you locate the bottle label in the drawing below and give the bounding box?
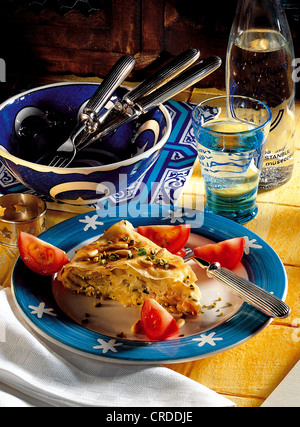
[264,147,293,166]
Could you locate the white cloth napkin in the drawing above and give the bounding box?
[261,360,300,407]
[0,287,235,407]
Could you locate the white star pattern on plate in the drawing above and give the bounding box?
[93,338,123,353]
[79,214,104,231]
[244,236,263,255]
[29,302,57,319]
[192,332,223,347]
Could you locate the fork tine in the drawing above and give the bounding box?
[48,156,61,167]
[48,156,58,167]
[48,156,69,168]
[59,158,71,168]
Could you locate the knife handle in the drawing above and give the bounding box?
[207,264,291,319]
[82,55,135,122]
[76,56,221,149]
[137,56,221,112]
[124,48,200,105]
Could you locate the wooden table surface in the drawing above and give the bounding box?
[0,81,299,407]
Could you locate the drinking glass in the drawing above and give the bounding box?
[192,95,272,224]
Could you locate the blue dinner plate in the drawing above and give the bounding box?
[11,204,287,364]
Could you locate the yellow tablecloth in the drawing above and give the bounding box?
[0,84,299,407]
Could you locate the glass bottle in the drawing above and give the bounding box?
[226,0,295,189]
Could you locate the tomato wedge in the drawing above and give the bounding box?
[137,225,191,254]
[194,237,245,270]
[18,231,69,276]
[141,298,179,341]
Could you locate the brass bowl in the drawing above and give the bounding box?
[0,193,47,247]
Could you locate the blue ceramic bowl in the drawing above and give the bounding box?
[0,82,171,205]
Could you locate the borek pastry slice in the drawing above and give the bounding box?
[57,220,201,316]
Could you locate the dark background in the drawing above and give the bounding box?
[0,0,299,99]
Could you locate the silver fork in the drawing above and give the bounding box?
[184,248,290,319]
[47,122,87,168]
[45,55,135,168]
